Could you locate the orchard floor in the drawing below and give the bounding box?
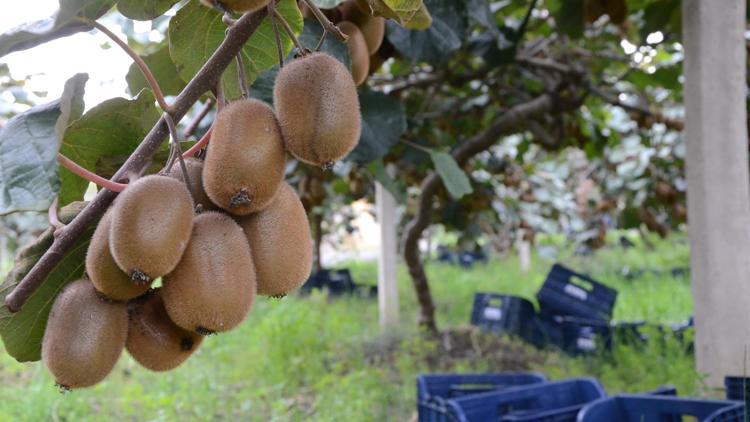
[0,234,704,421]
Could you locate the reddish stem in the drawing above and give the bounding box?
[182,128,213,158]
[57,153,127,192]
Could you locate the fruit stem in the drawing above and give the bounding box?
[314,29,328,52]
[183,99,215,139]
[269,1,285,68]
[235,53,250,98]
[82,18,171,113]
[272,8,307,55]
[48,197,65,231]
[300,0,348,43]
[183,127,213,158]
[164,112,193,193]
[57,153,127,192]
[400,139,433,154]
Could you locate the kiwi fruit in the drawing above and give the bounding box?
[237,182,312,296]
[203,99,286,215]
[340,0,385,54]
[86,209,150,301]
[274,52,361,168]
[162,212,256,334]
[126,289,203,372]
[199,0,271,13]
[42,279,128,389]
[110,175,194,284]
[166,158,216,213]
[337,21,370,86]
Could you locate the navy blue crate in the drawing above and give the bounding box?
[725,376,750,403]
[299,269,363,296]
[536,264,617,321]
[416,373,547,422]
[577,394,746,422]
[445,378,606,422]
[458,251,488,269]
[531,314,612,355]
[470,294,537,342]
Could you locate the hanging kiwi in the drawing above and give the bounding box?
[86,209,150,301]
[237,182,312,297]
[199,0,271,13]
[42,280,128,390]
[337,21,370,86]
[126,289,203,372]
[165,158,217,213]
[273,52,361,168]
[340,0,385,54]
[162,212,256,334]
[110,175,194,284]
[203,99,286,215]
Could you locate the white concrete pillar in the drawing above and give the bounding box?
[683,0,750,387]
[376,182,400,329]
[518,229,531,273]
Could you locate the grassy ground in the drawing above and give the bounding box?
[0,233,701,421]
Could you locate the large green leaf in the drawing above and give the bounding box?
[367,160,406,204]
[126,44,186,96]
[553,0,584,39]
[386,0,465,64]
[58,90,160,206]
[117,0,180,20]
[0,202,91,362]
[169,0,303,101]
[347,89,406,164]
[429,150,472,200]
[367,0,423,26]
[0,74,87,216]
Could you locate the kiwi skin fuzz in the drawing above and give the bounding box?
[237,182,312,296]
[126,288,203,372]
[86,209,151,301]
[162,212,257,334]
[337,21,370,86]
[199,0,270,13]
[203,99,285,215]
[166,158,217,213]
[273,52,361,167]
[42,279,128,389]
[110,175,194,284]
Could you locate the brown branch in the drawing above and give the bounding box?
[182,98,214,139]
[300,0,348,43]
[402,94,556,332]
[588,85,685,131]
[4,9,269,313]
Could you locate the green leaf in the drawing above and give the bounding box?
[0,202,91,362]
[0,0,115,59]
[386,0,465,64]
[347,89,406,164]
[310,0,347,8]
[169,0,303,100]
[55,73,89,141]
[553,0,584,39]
[117,0,179,20]
[429,150,472,200]
[367,161,406,204]
[126,45,186,96]
[0,103,62,216]
[58,90,161,206]
[367,0,424,26]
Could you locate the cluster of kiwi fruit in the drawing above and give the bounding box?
[41,0,364,390]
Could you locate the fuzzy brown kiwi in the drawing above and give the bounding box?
[42,279,128,390]
[199,0,270,13]
[126,288,203,372]
[165,158,217,213]
[203,99,285,215]
[340,0,385,54]
[273,52,361,168]
[237,182,312,296]
[337,21,370,86]
[86,209,150,301]
[110,175,194,284]
[162,212,256,334]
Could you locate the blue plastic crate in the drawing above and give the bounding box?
[445,378,606,422]
[531,314,612,355]
[299,269,376,297]
[577,394,746,422]
[416,373,547,422]
[458,251,488,269]
[536,264,617,321]
[725,376,750,403]
[470,294,537,342]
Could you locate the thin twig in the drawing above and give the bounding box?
[57,153,128,192]
[163,113,192,194]
[48,197,64,232]
[273,8,306,55]
[301,0,348,42]
[269,2,285,68]
[82,18,171,113]
[236,53,249,98]
[315,30,328,52]
[4,10,269,313]
[183,127,213,158]
[183,98,215,138]
[400,139,433,153]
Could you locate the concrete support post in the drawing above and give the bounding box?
[683,0,750,387]
[376,182,400,330]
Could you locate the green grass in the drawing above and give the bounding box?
[0,233,703,421]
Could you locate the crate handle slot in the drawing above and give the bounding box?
[569,276,595,292]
